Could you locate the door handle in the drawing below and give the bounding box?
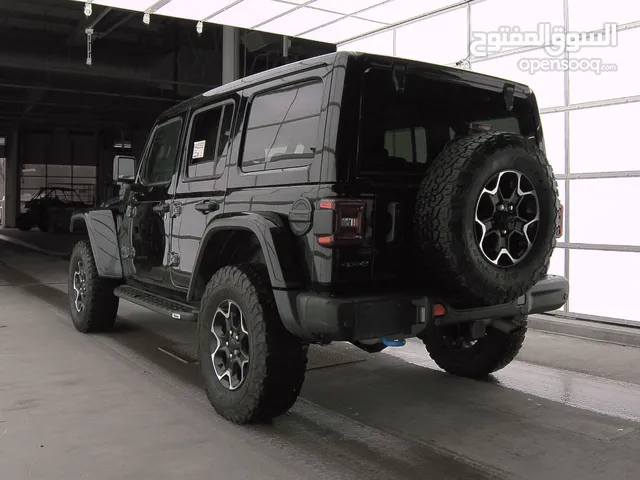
[153,203,170,214]
[194,199,220,214]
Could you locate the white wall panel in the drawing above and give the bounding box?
[568,0,640,32]
[568,28,640,105]
[569,178,640,246]
[540,112,565,175]
[471,48,565,109]
[569,102,640,173]
[548,246,566,278]
[569,250,640,323]
[471,0,564,56]
[394,8,468,66]
[338,31,395,56]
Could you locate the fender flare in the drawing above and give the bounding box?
[78,210,123,279]
[188,212,303,298]
[69,211,87,233]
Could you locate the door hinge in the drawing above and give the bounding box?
[170,202,182,218]
[121,246,136,259]
[168,251,180,267]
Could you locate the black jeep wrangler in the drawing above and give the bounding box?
[68,51,568,425]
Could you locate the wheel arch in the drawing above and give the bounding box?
[188,213,302,302]
[75,210,123,279]
[69,212,87,233]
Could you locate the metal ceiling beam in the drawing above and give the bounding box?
[0,59,212,89]
[0,82,182,103]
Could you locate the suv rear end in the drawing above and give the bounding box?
[322,53,542,294]
[296,52,566,345]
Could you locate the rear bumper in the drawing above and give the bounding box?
[275,275,569,342]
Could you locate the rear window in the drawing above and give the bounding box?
[357,68,531,175]
[241,81,323,172]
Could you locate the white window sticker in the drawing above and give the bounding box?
[192,140,206,159]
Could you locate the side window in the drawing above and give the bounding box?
[384,126,428,164]
[186,103,235,178]
[242,81,324,172]
[142,119,183,185]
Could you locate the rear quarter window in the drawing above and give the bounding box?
[241,81,323,172]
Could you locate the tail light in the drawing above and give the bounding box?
[556,204,564,238]
[315,198,366,247]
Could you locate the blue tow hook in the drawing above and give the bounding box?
[381,337,406,347]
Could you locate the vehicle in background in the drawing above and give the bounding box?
[16,186,90,233]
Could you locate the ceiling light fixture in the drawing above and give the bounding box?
[143,12,151,24]
[196,21,203,35]
[84,2,92,17]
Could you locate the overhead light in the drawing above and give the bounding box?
[196,21,203,35]
[143,12,150,24]
[84,1,92,17]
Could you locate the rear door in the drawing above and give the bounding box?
[168,99,235,290]
[349,62,536,290]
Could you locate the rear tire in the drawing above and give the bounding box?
[420,317,527,378]
[198,264,308,424]
[68,240,120,333]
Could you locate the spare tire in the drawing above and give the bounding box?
[414,131,560,307]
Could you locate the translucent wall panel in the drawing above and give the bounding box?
[568,28,640,105]
[569,102,640,173]
[569,250,640,323]
[569,178,640,246]
[73,166,97,178]
[302,17,381,43]
[357,0,459,25]
[312,0,388,15]
[394,8,468,67]
[548,246,565,278]
[471,48,565,109]
[540,112,565,175]
[471,0,564,56]
[21,164,46,176]
[338,31,395,56]
[47,165,71,177]
[568,0,640,32]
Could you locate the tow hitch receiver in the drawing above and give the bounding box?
[382,337,406,347]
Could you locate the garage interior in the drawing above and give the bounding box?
[0,0,333,227]
[1,1,640,479]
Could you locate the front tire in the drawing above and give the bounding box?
[198,264,308,424]
[420,317,527,378]
[68,240,120,333]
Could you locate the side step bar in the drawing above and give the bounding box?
[114,285,199,322]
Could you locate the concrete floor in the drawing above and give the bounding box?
[2,238,640,479]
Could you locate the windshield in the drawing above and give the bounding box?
[357,68,534,176]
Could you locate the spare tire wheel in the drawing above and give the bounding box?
[414,131,560,307]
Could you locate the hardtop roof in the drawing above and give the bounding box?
[157,51,532,121]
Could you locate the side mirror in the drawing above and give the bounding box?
[113,155,136,183]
